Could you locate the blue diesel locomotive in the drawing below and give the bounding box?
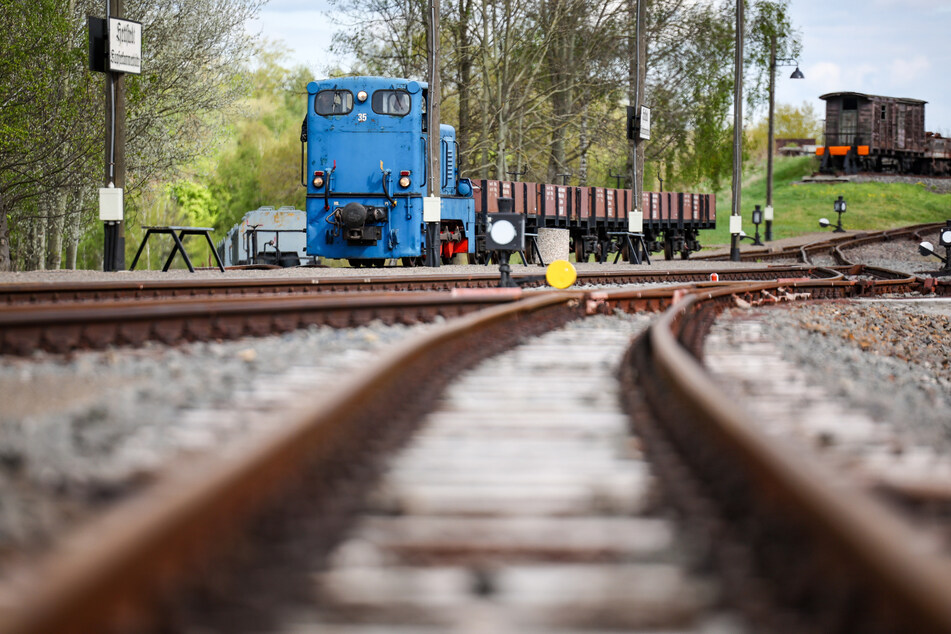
[303,76,475,266]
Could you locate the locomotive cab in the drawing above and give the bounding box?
[303,76,474,265]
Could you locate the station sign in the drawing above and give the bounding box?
[108,17,142,74]
[638,106,651,140]
[626,105,652,141]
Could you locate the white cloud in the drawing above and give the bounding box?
[888,55,931,86]
[247,5,344,73]
[804,61,878,96]
[870,0,950,9]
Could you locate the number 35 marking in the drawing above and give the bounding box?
[357,113,367,123]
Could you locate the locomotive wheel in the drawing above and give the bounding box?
[347,259,365,268]
[369,259,385,268]
[401,257,422,267]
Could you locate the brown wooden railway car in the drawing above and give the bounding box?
[816,92,948,174]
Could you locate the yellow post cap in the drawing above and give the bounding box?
[545,259,577,289]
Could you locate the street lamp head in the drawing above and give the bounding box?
[789,66,804,79]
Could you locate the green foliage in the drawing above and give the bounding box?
[207,51,309,234]
[169,181,219,228]
[1,0,266,270]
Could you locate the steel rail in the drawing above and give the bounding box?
[0,291,587,634]
[0,289,533,355]
[617,281,951,632]
[693,222,946,263]
[0,266,834,306]
[1,263,922,356]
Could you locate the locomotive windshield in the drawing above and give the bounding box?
[372,90,411,116]
[315,90,353,116]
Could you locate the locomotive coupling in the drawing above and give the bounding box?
[338,202,368,229]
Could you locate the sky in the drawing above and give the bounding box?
[249,0,951,132]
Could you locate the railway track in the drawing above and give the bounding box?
[0,263,922,356]
[1,266,948,633]
[2,237,951,633]
[694,221,945,265]
[620,287,951,633]
[0,265,832,306]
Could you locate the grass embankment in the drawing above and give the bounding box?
[704,156,950,247]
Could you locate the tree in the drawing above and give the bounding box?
[0,0,265,271]
[208,51,309,234]
[747,100,822,157]
[0,0,98,270]
[323,0,801,193]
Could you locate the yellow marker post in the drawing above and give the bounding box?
[545,259,577,289]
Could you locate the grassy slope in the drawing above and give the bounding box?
[704,156,950,247]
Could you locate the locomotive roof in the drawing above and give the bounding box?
[819,91,927,105]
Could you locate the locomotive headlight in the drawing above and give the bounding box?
[399,170,411,188]
[313,171,325,189]
[357,90,368,102]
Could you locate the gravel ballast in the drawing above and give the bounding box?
[710,299,951,448]
[0,321,429,565]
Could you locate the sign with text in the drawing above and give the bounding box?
[108,17,142,74]
[639,106,651,140]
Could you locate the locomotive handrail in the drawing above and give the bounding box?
[380,162,395,208]
[324,161,336,211]
[299,118,307,189]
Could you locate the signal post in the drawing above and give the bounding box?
[89,1,141,271]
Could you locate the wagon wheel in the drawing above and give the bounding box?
[574,239,586,264]
[680,248,690,260]
[663,240,674,261]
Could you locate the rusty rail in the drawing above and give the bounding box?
[0,266,834,306]
[0,291,587,634]
[694,222,946,264]
[616,280,951,633]
[0,264,924,356]
[0,269,939,632]
[0,289,530,355]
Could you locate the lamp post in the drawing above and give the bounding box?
[750,204,764,246]
[765,33,804,242]
[819,195,847,233]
